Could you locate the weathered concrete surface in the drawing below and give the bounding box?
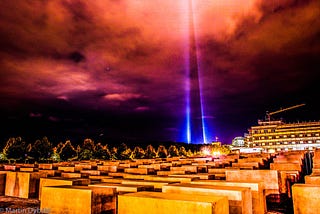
[162,183,252,214]
[61,172,81,178]
[124,168,155,175]
[305,175,320,185]
[40,185,117,214]
[118,191,229,214]
[292,184,320,214]
[5,172,47,198]
[191,180,265,214]
[39,177,90,199]
[89,183,153,193]
[121,179,178,191]
[270,163,302,172]
[169,173,214,180]
[226,170,279,195]
[144,175,198,183]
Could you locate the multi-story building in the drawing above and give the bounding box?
[245,120,320,152]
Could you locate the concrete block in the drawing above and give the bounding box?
[39,177,90,199]
[292,184,320,214]
[191,180,265,214]
[270,163,302,172]
[226,170,279,195]
[157,170,185,176]
[169,173,214,180]
[162,183,252,214]
[89,183,153,193]
[118,191,229,214]
[61,172,81,178]
[40,185,117,214]
[38,164,53,170]
[121,179,178,191]
[58,166,75,172]
[5,172,47,198]
[144,175,197,183]
[124,168,154,175]
[305,175,320,185]
[97,165,117,172]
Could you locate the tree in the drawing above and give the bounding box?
[168,145,179,157]
[50,147,60,162]
[144,144,157,159]
[29,136,52,162]
[132,146,145,159]
[59,140,77,161]
[79,138,95,160]
[4,137,29,162]
[178,146,187,157]
[94,143,111,160]
[187,149,193,157]
[157,145,168,158]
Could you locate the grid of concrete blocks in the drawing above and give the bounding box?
[0,150,318,214]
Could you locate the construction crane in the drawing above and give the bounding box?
[266,103,306,121]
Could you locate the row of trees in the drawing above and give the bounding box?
[0,137,201,163]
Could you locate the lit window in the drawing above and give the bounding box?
[291,135,295,137]
[308,141,312,144]
[284,135,287,138]
[277,142,281,145]
[276,136,279,139]
[261,137,265,139]
[269,142,273,145]
[299,134,303,137]
[292,142,296,144]
[262,143,265,146]
[269,136,272,139]
[307,134,311,137]
[316,133,319,136]
[300,141,304,144]
[284,142,288,144]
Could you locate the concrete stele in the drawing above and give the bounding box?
[118,191,229,214]
[40,185,117,214]
[162,183,252,214]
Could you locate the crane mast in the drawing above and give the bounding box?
[266,103,306,121]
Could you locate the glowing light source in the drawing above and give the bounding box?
[201,147,211,156]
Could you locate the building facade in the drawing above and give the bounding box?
[245,120,320,152]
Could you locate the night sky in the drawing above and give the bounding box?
[0,0,320,145]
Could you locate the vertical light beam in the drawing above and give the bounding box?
[187,0,205,144]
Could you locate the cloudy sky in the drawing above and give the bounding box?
[0,0,319,144]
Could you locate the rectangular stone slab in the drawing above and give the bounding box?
[5,172,47,198]
[157,170,185,176]
[118,191,229,214]
[40,185,117,214]
[191,180,265,214]
[292,184,320,214]
[305,175,320,184]
[57,166,75,172]
[226,170,279,195]
[270,163,302,172]
[39,177,90,199]
[121,179,178,191]
[61,172,81,178]
[162,183,252,214]
[89,182,153,193]
[144,175,197,183]
[169,173,214,180]
[124,168,154,175]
